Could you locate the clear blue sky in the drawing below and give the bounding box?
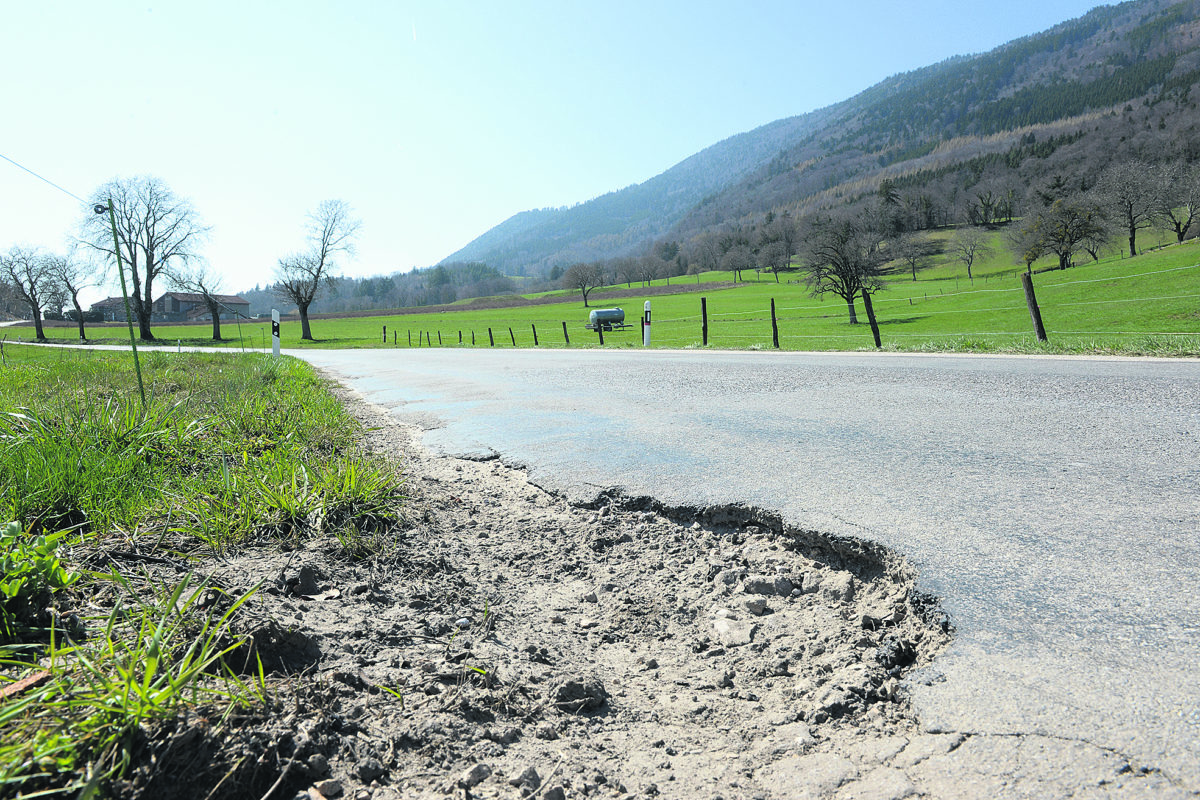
[2,1,1104,300]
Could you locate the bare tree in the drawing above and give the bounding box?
[1030,199,1108,270]
[800,215,885,325]
[1,247,52,340]
[561,262,606,307]
[170,262,231,341]
[79,176,208,340]
[615,257,639,288]
[1005,220,1045,273]
[45,251,97,341]
[757,213,799,283]
[948,227,992,281]
[1097,161,1159,258]
[274,200,361,340]
[1157,162,1200,244]
[890,232,937,281]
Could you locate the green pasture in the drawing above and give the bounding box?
[17,229,1200,356]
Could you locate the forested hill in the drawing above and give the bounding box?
[442,0,1200,275]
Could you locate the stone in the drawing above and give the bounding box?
[306,753,330,776]
[742,574,782,595]
[534,722,559,740]
[712,618,756,647]
[549,675,608,712]
[356,757,385,783]
[801,571,822,594]
[293,564,322,596]
[315,778,344,798]
[582,591,599,603]
[821,572,856,602]
[740,596,768,616]
[508,766,540,790]
[458,763,491,789]
[713,568,744,588]
[542,787,566,800]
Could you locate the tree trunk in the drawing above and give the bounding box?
[1059,253,1070,270]
[861,289,881,348]
[845,299,858,324]
[1128,231,1137,258]
[299,302,313,340]
[29,304,45,341]
[207,299,223,341]
[138,271,156,341]
[71,298,86,340]
[774,270,780,283]
[581,288,591,308]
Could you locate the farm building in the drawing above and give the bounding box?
[150,292,250,322]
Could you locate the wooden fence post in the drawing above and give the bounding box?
[382,325,387,343]
[438,331,443,346]
[532,324,539,346]
[1021,272,1048,342]
[770,298,779,349]
[408,330,412,347]
[509,327,516,346]
[701,297,709,346]
[861,289,882,348]
[488,328,495,347]
[459,330,463,344]
[562,321,570,345]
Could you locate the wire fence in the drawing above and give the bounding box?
[376,262,1200,351]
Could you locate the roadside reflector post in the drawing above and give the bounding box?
[271,309,281,356]
[643,301,651,347]
[382,324,387,343]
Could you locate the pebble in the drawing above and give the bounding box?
[455,617,471,629]
[582,591,599,603]
[307,753,330,776]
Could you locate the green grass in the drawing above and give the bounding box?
[0,347,406,795]
[17,229,1200,355]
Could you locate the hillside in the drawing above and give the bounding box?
[438,110,837,273]
[444,0,1200,274]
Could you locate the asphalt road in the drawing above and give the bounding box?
[298,347,1200,789]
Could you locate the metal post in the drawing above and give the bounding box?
[103,199,146,405]
[271,309,281,356]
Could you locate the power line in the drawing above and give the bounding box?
[0,151,90,205]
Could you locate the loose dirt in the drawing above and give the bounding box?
[112,387,961,800]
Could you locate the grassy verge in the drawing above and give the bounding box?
[0,346,404,796]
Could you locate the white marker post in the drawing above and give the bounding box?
[271,309,281,356]
[643,300,651,347]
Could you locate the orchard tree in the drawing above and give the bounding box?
[79,176,208,340]
[274,199,361,340]
[46,251,97,341]
[1097,160,1159,258]
[1,246,52,340]
[1157,162,1200,244]
[891,232,937,281]
[800,214,885,327]
[948,227,992,281]
[1030,199,1107,270]
[561,262,606,306]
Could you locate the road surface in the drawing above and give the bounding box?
[299,347,1200,790]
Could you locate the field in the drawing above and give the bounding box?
[16,227,1200,357]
